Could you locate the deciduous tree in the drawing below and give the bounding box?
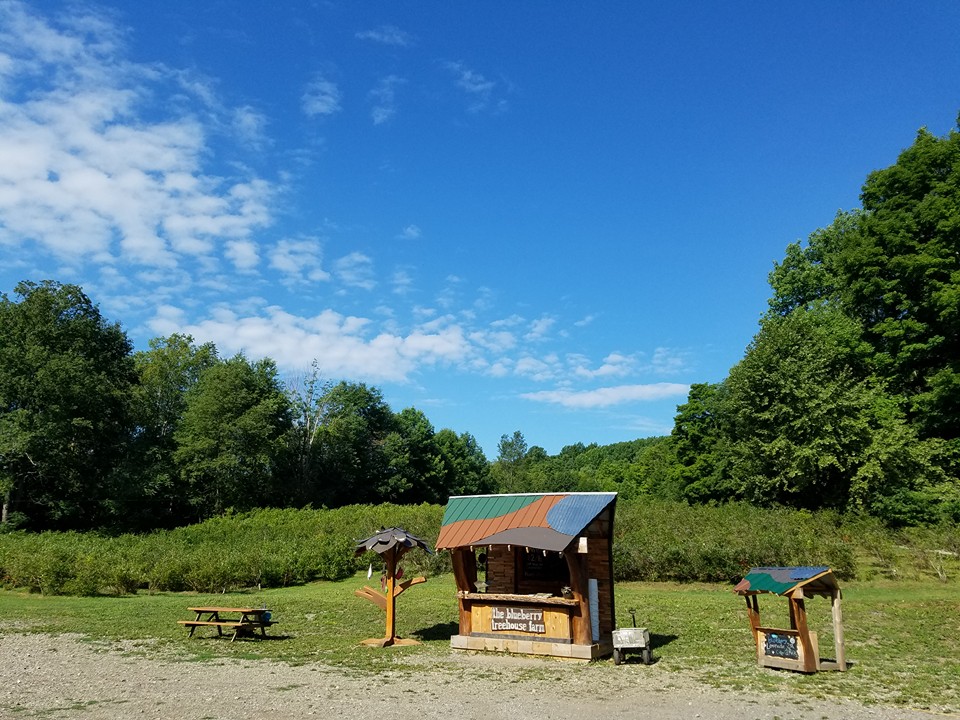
[0,281,135,529]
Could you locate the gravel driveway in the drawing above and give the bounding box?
[0,633,937,720]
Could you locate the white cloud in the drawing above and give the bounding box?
[391,268,413,295]
[355,25,414,47]
[0,1,274,272]
[302,74,342,117]
[571,351,636,379]
[397,224,421,240]
[525,315,555,341]
[369,75,404,125]
[445,61,508,113]
[649,346,690,375]
[148,304,472,383]
[334,251,375,289]
[514,354,561,381]
[520,383,690,409]
[232,105,270,149]
[269,237,330,284]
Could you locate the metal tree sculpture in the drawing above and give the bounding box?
[354,527,433,647]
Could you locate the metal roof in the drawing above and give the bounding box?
[733,566,835,596]
[435,492,617,552]
[354,527,433,557]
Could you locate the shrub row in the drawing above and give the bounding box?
[1,500,957,595]
[0,504,446,595]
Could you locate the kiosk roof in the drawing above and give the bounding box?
[435,492,616,552]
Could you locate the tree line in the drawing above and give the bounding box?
[0,286,491,531]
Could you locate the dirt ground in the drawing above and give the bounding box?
[0,633,940,720]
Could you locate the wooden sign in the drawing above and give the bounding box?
[491,606,546,634]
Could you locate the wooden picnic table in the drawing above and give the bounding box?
[178,606,276,641]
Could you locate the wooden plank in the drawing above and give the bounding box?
[790,597,818,672]
[178,621,276,628]
[832,589,847,671]
[393,576,426,597]
[566,552,592,646]
[354,586,387,611]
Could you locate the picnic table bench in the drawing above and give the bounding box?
[178,606,276,641]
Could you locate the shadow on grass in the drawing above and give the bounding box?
[413,622,458,641]
[649,632,678,649]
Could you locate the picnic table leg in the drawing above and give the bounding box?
[188,611,203,637]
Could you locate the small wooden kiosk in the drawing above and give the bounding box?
[734,566,847,673]
[435,492,617,660]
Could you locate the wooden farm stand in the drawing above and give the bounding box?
[734,566,847,673]
[354,527,432,647]
[435,492,618,660]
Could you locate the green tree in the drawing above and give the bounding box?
[491,430,529,493]
[173,354,291,519]
[434,428,493,497]
[381,408,446,503]
[671,382,735,503]
[111,334,219,529]
[769,123,960,445]
[312,381,393,506]
[0,281,135,529]
[724,306,945,520]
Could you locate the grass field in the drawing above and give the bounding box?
[1,573,958,714]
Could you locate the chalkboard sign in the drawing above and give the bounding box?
[521,551,569,582]
[763,632,799,660]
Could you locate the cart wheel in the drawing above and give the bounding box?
[642,646,653,665]
[613,648,623,665]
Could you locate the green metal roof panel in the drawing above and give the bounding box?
[735,566,831,596]
[440,494,539,525]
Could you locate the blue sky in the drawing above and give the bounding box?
[2,1,959,458]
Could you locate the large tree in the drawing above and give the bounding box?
[173,354,291,519]
[111,334,219,529]
[769,122,960,445]
[311,381,394,506]
[0,281,136,529]
[723,306,945,520]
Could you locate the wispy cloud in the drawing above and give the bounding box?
[397,224,421,240]
[391,268,413,295]
[302,73,342,117]
[525,315,555,341]
[444,61,508,113]
[334,251,375,290]
[269,237,330,285]
[369,74,405,125]
[520,383,690,409]
[570,351,636,379]
[355,25,414,47]
[648,347,690,376]
[148,303,471,383]
[0,1,274,272]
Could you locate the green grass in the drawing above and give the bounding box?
[1,573,958,713]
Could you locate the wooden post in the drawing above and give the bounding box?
[745,594,761,644]
[790,589,818,673]
[832,589,847,671]
[566,551,592,646]
[383,547,396,643]
[450,548,475,635]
